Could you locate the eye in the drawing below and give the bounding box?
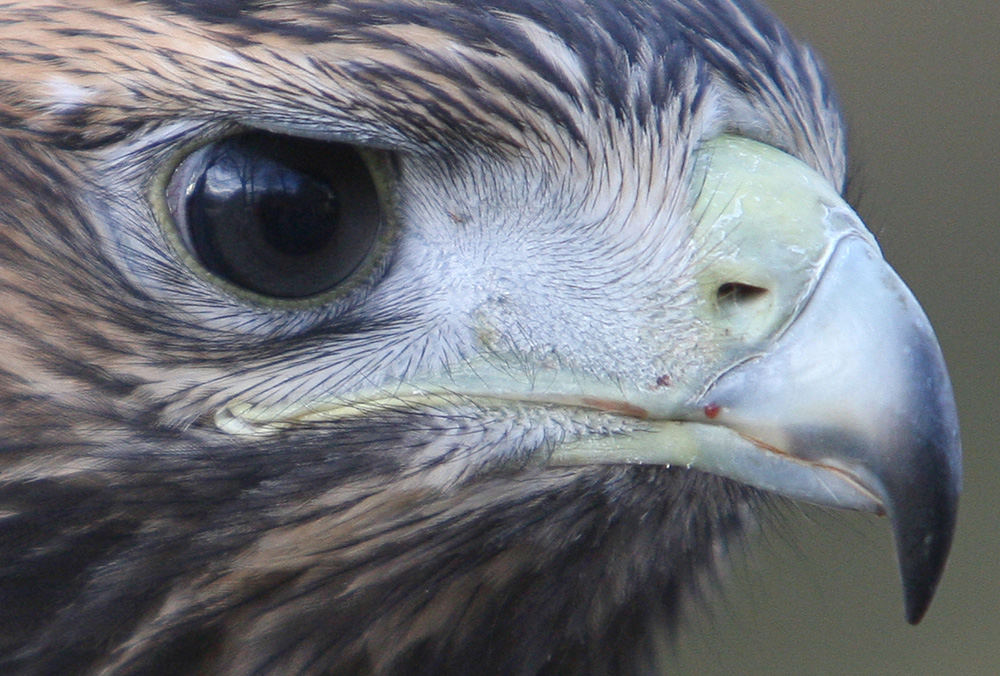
[164,131,386,300]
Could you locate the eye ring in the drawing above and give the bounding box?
[157,129,395,306]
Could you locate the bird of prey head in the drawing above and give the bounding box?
[0,0,960,674]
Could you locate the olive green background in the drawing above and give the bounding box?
[676,2,998,674]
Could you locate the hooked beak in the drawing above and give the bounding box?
[552,136,962,623]
[695,234,961,623]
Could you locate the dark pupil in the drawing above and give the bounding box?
[185,134,378,299]
[254,168,338,256]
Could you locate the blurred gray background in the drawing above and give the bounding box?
[678,2,998,673]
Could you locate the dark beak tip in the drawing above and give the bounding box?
[905,598,930,626]
[901,531,953,625]
[902,556,946,625]
[891,358,962,625]
[894,465,960,625]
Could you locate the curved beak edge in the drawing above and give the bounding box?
[703,236,962,623]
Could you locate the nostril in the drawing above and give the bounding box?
[716,282,769,308]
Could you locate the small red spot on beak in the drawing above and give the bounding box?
[703,403,721,419]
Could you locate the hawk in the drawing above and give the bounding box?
[0,1,960,674]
